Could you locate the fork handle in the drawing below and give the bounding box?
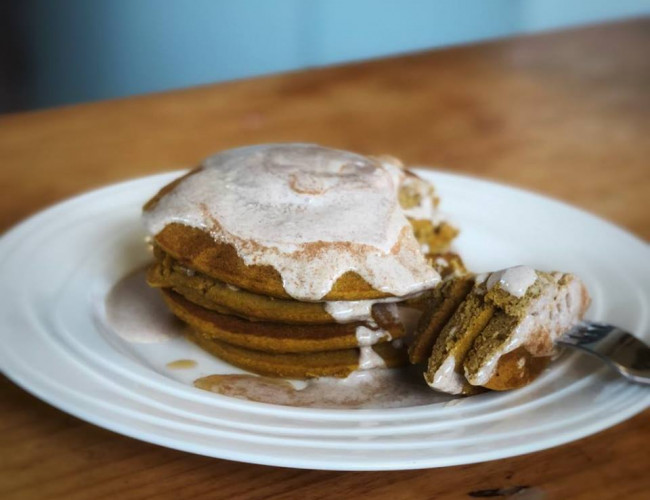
[558,322,650,385]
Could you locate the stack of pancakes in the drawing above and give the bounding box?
[144,144,460,378]
[409,266,590,393]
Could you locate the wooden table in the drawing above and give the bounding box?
[1,20,648,500]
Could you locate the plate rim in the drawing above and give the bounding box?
[1,168,648,470]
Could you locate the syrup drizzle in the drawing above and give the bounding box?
[194,369,455,409]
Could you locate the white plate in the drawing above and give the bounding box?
[1,170,648,471]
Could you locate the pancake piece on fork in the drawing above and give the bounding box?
[411,266,590,394]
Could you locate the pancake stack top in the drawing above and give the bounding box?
[143,143,457,378]
[144,143,443,301]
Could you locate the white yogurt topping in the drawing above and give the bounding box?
[194,368,456,409]
[323,296,403,323]
[467,274,589,386]
[355,325,390,347]
[104,268,180,343]
[143,143,440,300]
[355,325,389,370]
[324,300,376,323]
[486,265,538,298]
[323,295,417,326]
[358,346,387,370]
[426,356,466,395]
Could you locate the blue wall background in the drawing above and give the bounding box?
[21,0,650,110]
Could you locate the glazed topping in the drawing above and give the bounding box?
[427,356,466,394]
[105,268,181,343]
[485,265,538,298]
[193,370,455,409]
[324,299,382,323]
[355,325,390,347]
[323,296,408,324]
[143,143,440,300]
[358,346,387,370]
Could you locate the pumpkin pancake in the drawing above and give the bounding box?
[150,220,455,301]
[149,246,442,326]
[187,330,409,379]
[401,252,468,312]
[408,274,475,364]
[143,145,450,302]
[148,254,336,324]
[425,251,467,280]
[410,220,459,254]
[412,267,590,394]
[148,249,406,326]
[161,289,405,353]
[152,222,396,301]
[423,287,494,395]
[396,167,458,253]
[463,270,590,390]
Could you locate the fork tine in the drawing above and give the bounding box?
[584,322,610,333]
[558,321,650,385]
[564,324,608,344]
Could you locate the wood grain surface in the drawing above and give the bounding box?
[1,20,649,500]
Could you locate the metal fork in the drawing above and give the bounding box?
[557,321,650,385]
